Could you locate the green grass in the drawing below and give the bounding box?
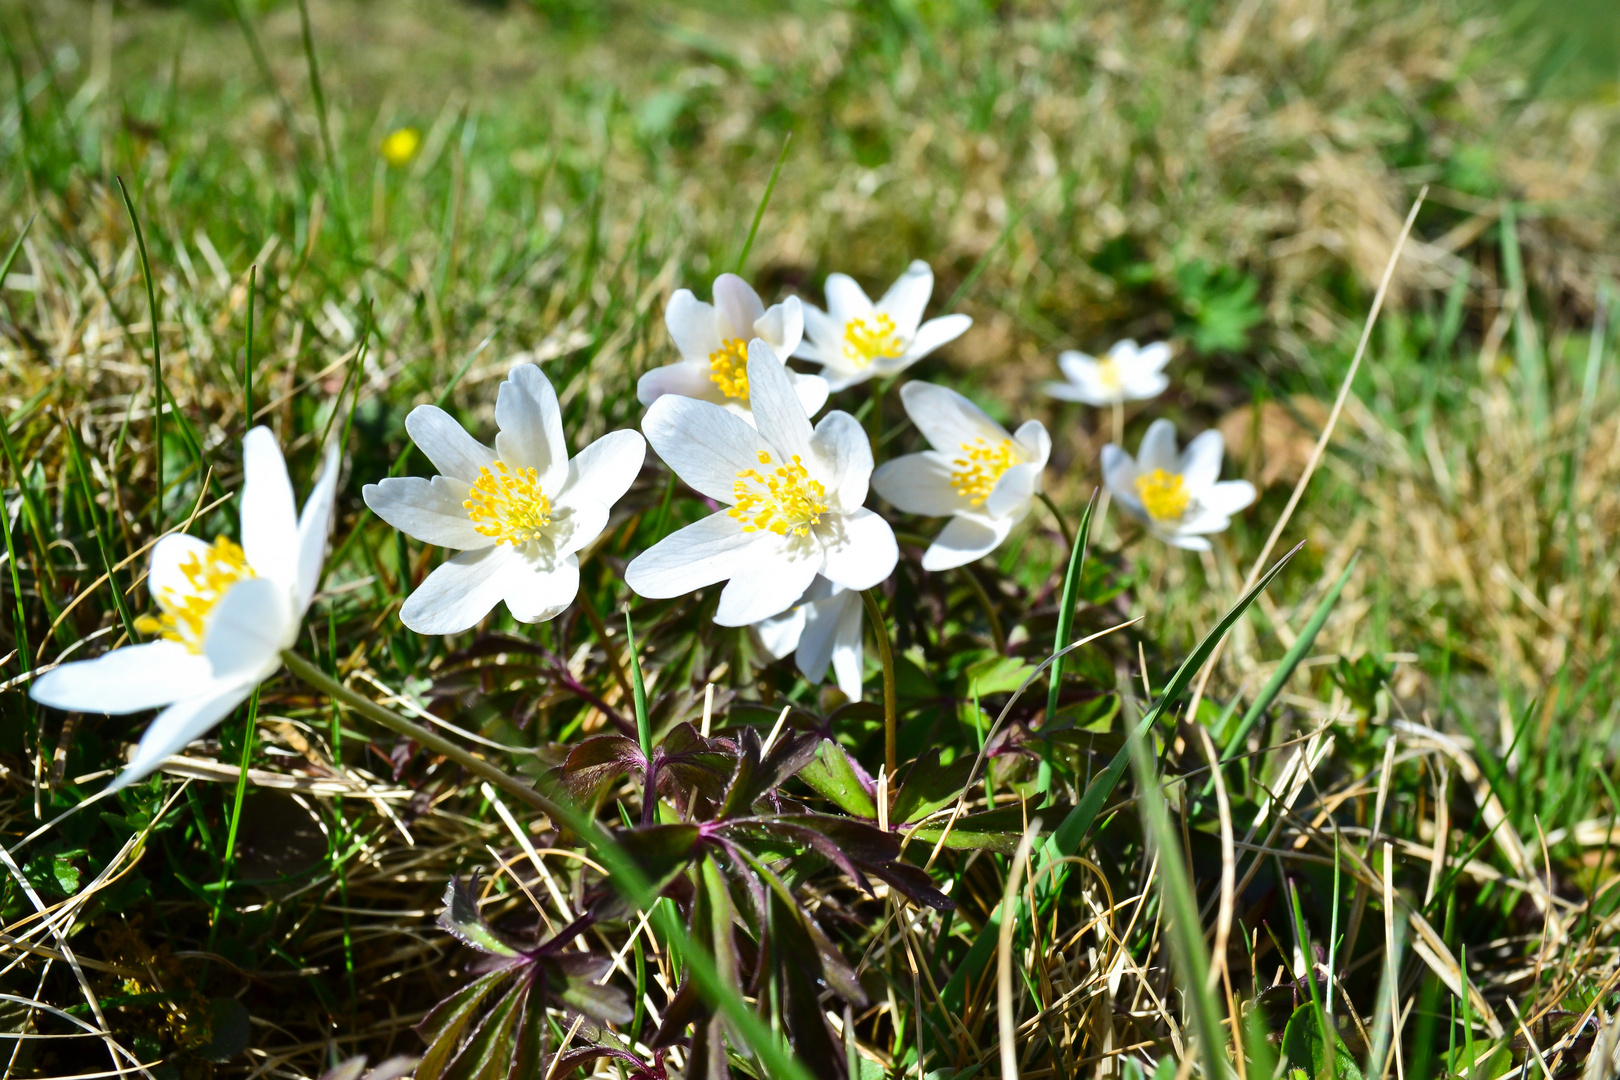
[4,1,1620,1078]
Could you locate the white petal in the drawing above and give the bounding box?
[810,410,872,510]
[818,507,898,592]
[790,371,830,418]
[746,341,815,463]
[756,296,805,358]
[794,301,843,362]
[1164,531,1213,552]
[553,499,608,559]
[1122,370,1170,401]
[406,405,495,483]
[826,593,865,701]
[30,641,208,714]
[755,603,808,661]
[642,395,771,504]
[713,274,767,340]
[503,553,581,623]
[204,576,294,681]
[823,273,873,325]
[900,314,971,363]
[1135,341,1173,372]
[1136,419,1181,475]
[240,426,299,590]
[1101,444,1146,518]
[495,364,568,491]
[148,534,212,603]
[715,544,819,626]
[871,453,965,517]
[984,461,1042,521]
[107,680,256,792]
[401,545,518,634]
[637,360,726,408]
[1179,430,1225,492]
[364,476,488,549]
[665,289,724,364]
[293,437,342,613]
[795,587,856,689]
[921,514,1011,571]
[877,260,934,339]
[1042,380,1101,404]
[1013,419,1052,469]
[1056,350,1097,384]
[1198,480,1257,518]
[557,429,646,520]
[900,381,1008,454]
[624,512,759,599]
[821,363,876,392]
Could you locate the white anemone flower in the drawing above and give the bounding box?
[638,273,828,425]
[30,427,340,791]
[363,364,646,634]
[792,260,972,391]
[626,340,898,626]
[754,577,865,701]
[871,382,1050,571]
[1044,339,1171,406]
[1102,418,1256,551]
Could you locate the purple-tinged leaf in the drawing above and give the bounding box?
[612,822,705,892]
[549,1046,665,1080]
[650,977,710,1050]
[892,747,973,824]
[414,971,510,1080]
[558,734,646,801]
[797,740,877,818]
[439,979,524,1080]
[868,860,955,911]
[436,876,522,958]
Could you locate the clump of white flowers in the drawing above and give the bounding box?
[1102,419,1256,551]
[793,260,971,391]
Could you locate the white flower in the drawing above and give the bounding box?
[754,577,865,701]
[30,428,340,791]
[1102,418,1256,551]
[626,340,898,626]
[1044,339,1171,406]
[871,382,1050,571]
[638,273,828,425]
[363,364,645,634]
[792,260,972,391]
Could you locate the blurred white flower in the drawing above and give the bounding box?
[639,273,827,425]
[363,364,645,634]
[1044,339,1171,406]
[793,260,972,391]
[871,382,1050,571]
[754,577,864,701]
[626,341,898,626]
[30,428,340,791]
[1102,418,1255,551]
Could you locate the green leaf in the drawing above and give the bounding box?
[441,981,524,1080]
[797,739,877,819]
[961,654,1035,698]
[909,806,1034,855]
[414,971,511,1080]
[1282,1002,1365,1080]
[436,877,521,958]
[893,748,972,824]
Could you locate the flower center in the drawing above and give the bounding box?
[1135,469,1191,523]
[1096,353,1122,391]
[729,451,828,537]
[842,313,905,368]
[135,536,256,654]
[950,438,1021,507]
[465,461,552,546]
[708,337,751,401]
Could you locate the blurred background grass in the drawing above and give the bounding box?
[5,0,1620,1077]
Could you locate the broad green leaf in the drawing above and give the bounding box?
[893,748,973,824]
[797,739,877,818]
[415,971,510,1080]
[1282,1001,1365,1080]
[909,806,1037,855]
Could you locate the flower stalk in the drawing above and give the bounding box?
[860,588,899,780]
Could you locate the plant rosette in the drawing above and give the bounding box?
[626,341,898,626]
[1043,338,1171,406]
[753,576,865,701]
[363,364,646,633]
[792,259,971,391]
[1102,418,1256,550]
[30,428,340,790]
[638,273,827,426]
[871,381,1050,571]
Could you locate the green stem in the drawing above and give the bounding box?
[244,263,256,425]
[1037,490,1074,551]
[860,589,899,780]
[955,565,1006,655]
[206,686,260,969]
[115,178,164,533]
[735,130,793,275]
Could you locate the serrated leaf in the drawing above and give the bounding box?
[614,823,704,892]
[1281,1001,1364,1080]
[892,748,971,824]
[440,981,524,1080]
[558,734,646,800]
[436,877,521,958]
[909,805,1039,855]
[414,971,510,1080]
[655,722,737,804]
[797,739,877,818]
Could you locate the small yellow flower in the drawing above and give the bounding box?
[380,127,422,168]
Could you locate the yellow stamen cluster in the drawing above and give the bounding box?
[1095,353,1122,391]
[708,337,751,401]
[950,438,1021,507]
[842,313,904,368]
[135,536,256,654]
[380,127,421,167]
[465,461,552,546]
[729,451,828,537]
[1135,469,1191,523]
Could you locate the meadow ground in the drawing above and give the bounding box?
[4,1,1620,1078]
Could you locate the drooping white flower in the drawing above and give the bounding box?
[626,341,898,626]
[871,382,1050,571]
[754,577,865,701]
[1102,419,1256,551]
[792,260,972,391]
[1044,339,1171,406]
[30,428,340,791]
[638,273,828,425]
[364,364,646,635]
